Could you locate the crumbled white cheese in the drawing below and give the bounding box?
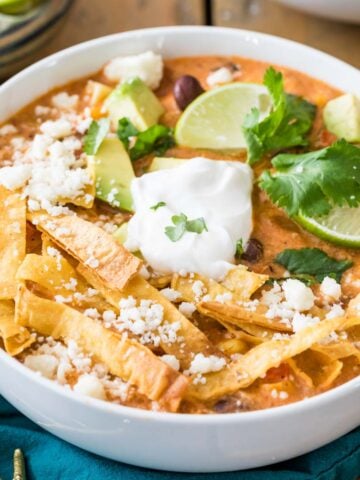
[0,125,92,216]
[46,246,61,258]
[261,282,284,306]
[24,354,59,379]
[52,92,79,111]
[178,302,196,318]
[40,119,73,139]
[23,337,128,403]
[84,257,100,268]
[292,312,320,332]
[102,310,117,323]
[325,303,345,320]
[84,308,101,319]
[0,124,17,136]
[28,133,53,160]
[11,137,27,150]
[54,295,72,304]
[279,391,289,400]
[215,292,232,304]
[192,280,207,301]
[74,374,106,400]
[282,279,315,312]
[64,278,78,291]
[110,296,180,346]
[188,353,226,375]
[206,67,234,87]
[104,51,164,90]
[160,288,181,302]
[35,105,51,116]
[161,354,180,371]
[0,164,32,190]
[320,276,342,301]
[76,117,92,135]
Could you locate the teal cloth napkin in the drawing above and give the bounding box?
[0,396,359,480]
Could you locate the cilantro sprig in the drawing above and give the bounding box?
[260,139,360,218]
[235,239,244,257]
[275,248,353,283]
[243,67,316,165]
[150,201,166,211]
[165,213,208,242]
[83,118,110,155]
[117,118,175,161]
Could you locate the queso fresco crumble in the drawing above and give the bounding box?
[0,49,359,414]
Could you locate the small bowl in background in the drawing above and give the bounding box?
[275,0,360,24]
[0,0,73,80]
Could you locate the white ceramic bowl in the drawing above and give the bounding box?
[0,27,360,473]
[275,0,360,23]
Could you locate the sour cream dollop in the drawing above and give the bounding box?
[125,157,253,280]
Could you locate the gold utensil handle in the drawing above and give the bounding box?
[13,449,26,480]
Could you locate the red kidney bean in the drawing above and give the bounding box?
[173,75,204,111]
[242,238,263,263]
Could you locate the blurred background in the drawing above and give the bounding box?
[1,0,359,80]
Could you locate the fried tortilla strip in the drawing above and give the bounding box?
[78,264,220,368]
[172,272,287,332]
[198,301,292,333]
[287,359,313,388]
[188,315,351,401]
[16,253,110,311]
[172,267,267,304]
[222,322,266,344]
[0,300,34,356]
[312,341,360,362]
[0,187,26,299]
[30,213,141,290]
[220,266,268,301]
[15,285,188,411]
[26,222,42,254]
[172,273,231,303]
[293,350,343,390]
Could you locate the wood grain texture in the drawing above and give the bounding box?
[40,0,204,56]
[213,0,360,67]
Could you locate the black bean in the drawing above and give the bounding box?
[173,75,204,111]
[213,396,250,413]
[242,238,263,263]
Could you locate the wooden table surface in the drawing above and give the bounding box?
[40,0,360,68]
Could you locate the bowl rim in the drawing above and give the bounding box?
[1,25,360,423]
[1,346,360,422]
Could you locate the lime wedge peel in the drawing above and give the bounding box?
[297,206,360,248]
[175,82,271,150]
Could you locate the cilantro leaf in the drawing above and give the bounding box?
[186,217,208,234]
[165,213,187,242]
[243,67,316,165]
[165,213,208,242]
[150,201,166,211]
[275,248,353,282]
[117,117,139,150]
[83,118,110,155]
[259,139,360,217]
[235,239,244,257]
[117,117,175,161]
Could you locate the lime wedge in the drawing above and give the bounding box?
[297,206,360,248]
[175,83,270,150]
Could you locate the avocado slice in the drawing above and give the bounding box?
[148,157,187,172]
[104,77,164,131]
[323,94,360,142]
[90,137,135,212]
[113,222,143,259]
[113,222,128,244]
